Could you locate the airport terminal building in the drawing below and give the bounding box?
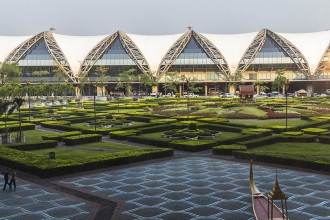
[1,28,330,95]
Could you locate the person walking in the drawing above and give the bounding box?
[1,168,10,191]
[9,169,16,191]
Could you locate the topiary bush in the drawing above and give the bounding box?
[212,144,247,155]
[42,131,82,142]
[63,134,102,146]
[241,128,272,136]
[301,128,328,135]
[188,123,198,131]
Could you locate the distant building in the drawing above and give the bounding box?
[1,28,330,95]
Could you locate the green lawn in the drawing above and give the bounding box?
[23,129,56,142]
[248,142,330,162]
[229,119,309,127]
[31,148,103,160]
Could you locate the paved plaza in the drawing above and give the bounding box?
[57,157,330,220]
[0,179,97,219]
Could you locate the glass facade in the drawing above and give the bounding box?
[89,37,143,77]
[168,37,220,72]
[18,39,57,77]
[246,36,300,72]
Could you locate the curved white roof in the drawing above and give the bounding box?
[201,32,258,73]
[0,35,32,62]
[279,31,330,74]
[52,33,108,75]
[127,33,184,73]
[1,30,330,77]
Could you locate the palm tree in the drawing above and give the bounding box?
[13,98,25,142]
[0,100,16,144]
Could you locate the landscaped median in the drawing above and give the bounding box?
[0,146,174,178]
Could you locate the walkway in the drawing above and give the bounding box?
[57,157,330,220]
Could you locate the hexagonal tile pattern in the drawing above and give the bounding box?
[60,157,330,219]
[0,180,96,219]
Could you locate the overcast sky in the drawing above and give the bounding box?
[1,0,330,36]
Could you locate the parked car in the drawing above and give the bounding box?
[183,93,199,98]
[219,93,234,98]
[149,93,158,98]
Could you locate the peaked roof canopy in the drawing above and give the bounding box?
[1,29,330,81]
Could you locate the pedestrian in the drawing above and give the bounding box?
[1,168,10,191]
[9,169,16,191]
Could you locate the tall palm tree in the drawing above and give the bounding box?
[13,98,25,142]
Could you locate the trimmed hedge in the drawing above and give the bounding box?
[63,134,102,146]
[301,128,328,135]
[276,134,317,142]
[318,136,330,144]
[241,128,272,136]
[212,144,247,155]
[238,136,277,149]
[109,130,140,140]
[169,139,218,152]
[3,140,57,150]
[0,123,35,133]
[233,151,330,172]
[126,136,169,148]
[42,131,82,142]
[0,147,174,178]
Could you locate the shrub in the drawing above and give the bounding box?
[188,123,198,130]
[212,144,247,155]
[3,140,57,150]
[0,147,174,178]
[169,139,217,152]
[150,119,177,124]
[268,125,296,133]
[0,123,35,133]
[318,136,330,144]
[42,131,82,141]
[301,128,328,135]
[276,134,317,142]
[241,128,272,136]
[63,134,102,146]
[281,131,304,136]
[238,136,277,149]
[109,130,139,140]
[197,117,229,124]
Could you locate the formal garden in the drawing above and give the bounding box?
[0,91,329,178]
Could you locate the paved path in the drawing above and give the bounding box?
[57,157,330,220]
[0,179,98,220]
[3,127,330,219]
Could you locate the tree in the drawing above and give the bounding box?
[0,62,22,85]
[253,80,269,94]
[13,98,25,142]
[95,66,109,96]
[139,72,157,95]
[228,71,244,93]
[0,100,17,143]
[32,70,50,77]
[272,69,287,93]
[183,76,201,118]
[116,68,136,95]
[162,72,179,95]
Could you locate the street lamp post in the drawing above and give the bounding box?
[25,80,31,122]
[285,79,289,131]
[91,82,97,133]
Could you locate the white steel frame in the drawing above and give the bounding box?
[314,42,330,79]
[5,31,76,82]
[79,31,150,82]
[157,30,231,80]
[237,29,310,79]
